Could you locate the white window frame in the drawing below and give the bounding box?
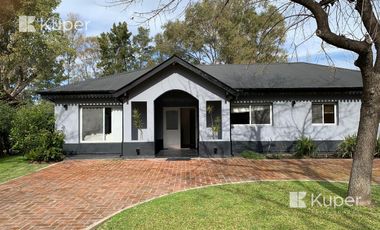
[232,103,272,126]
[311,103,337,126]
[80,106,122,143]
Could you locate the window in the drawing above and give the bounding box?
[206,101,222,139]
[82,107,103,141]
[251,105,271,124]
[206,101,222,127]
[312,103,336,124]
[81,107,122,142]
[131,102,147,140]
[231,104,272,125]
[166,110,179,130]
[231,106,250,124]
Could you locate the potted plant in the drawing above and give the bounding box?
[132,108,144,155]
[207,105,221,155]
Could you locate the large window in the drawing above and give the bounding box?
[231,104,271,125]
[206,101,222,139]
[81,107,122,142]
[206,101,222,127]
[131,102,147,140]
[312,103,336,124]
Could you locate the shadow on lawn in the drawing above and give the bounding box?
[212,181,378,229]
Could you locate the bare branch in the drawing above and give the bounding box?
[291,0,370,55]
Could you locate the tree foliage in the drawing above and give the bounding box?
[0,102,14,156]
[97,22,154,76]
[10,102,64,162]
[0,0,70,104]
[63,13,100,83]
[155,0,287,64]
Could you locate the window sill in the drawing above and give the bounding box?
[80,140,122,143]
[311,123,337,126]
[232,124,272,127]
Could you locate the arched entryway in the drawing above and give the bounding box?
[154,90,199,157]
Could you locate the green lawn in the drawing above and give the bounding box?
[0,155,48,183]
[99,181,380,230]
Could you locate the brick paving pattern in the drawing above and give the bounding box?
[0,158,379,229]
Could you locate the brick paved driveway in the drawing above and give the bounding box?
[0,158,380,229]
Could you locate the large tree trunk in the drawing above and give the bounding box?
[348,71,380,206]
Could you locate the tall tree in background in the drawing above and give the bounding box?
[98,22,155,76]
[63,13,100,82]
[155,0,287,64]
[133,27,155,69]
[63,13,82,84]
[97,22,135,75]
[76,36,101,81]
[0,0,69,104]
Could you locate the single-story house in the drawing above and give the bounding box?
[39,55,363,157]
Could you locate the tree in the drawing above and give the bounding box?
[62,13,101,83]
[76,36,101,81]
[97,23,155,76]
[133,27,155,69]
[0,0,70,104]
[0,102,14,156]
[62,13,83,84]
[154,0,287,64]
[290,0,380,207]
[109,0,380,206]
[97,22,135,75]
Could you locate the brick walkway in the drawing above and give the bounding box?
[0,158,379,229]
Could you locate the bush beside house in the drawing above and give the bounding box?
[295,136,317,158]
[337,134,380,158]
[10,102,65,162]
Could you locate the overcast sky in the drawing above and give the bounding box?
[55,0,357,70]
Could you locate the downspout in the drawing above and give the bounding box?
[118,95,126,158]
[121,103,124,157]
[229,100,233,157]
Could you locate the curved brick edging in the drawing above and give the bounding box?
[0,158,379,229]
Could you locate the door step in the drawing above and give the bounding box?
[166,157,192,161]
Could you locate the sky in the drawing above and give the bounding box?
[55,0,358,70]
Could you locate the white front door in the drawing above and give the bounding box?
[163,108,181,149]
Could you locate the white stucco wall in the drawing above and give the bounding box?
[55,104,79,143]
[124,71,231,142]
[231,100,361,141]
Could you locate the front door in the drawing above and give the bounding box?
[163,108,180,149]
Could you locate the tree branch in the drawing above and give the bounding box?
[291,0,371,56]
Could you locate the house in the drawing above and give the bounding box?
[39,55,362,157]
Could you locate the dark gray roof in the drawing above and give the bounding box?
[198,63,362,89]
[43,68,150,93]
[41,61,362,95]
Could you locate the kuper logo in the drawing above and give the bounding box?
[289,191,307,208]
[19,16,36,32]
[18,15,90,33]
[289,191,362,208]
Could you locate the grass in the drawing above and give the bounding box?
[99,181,380,230]
[240,150,265,159]
[0,155,48,183]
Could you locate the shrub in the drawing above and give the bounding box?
[337,134,380,158]
[0,102,14,156]
[10,102,65,162]
[295,136,317,158]
[337,135,357,158]
[240,150,265,159]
